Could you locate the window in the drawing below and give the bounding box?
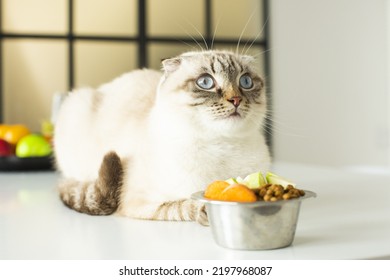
[0,0,270,135]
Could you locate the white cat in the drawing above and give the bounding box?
[54,50,271,225]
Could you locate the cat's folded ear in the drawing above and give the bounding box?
[161,57,181,74]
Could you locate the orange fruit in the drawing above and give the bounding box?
[3,124,30,145]
[0,124,10,139]
[219,184,257,202]
[204,180,230,200]
[204,181,257,203]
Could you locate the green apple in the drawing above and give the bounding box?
[244,171,266,189]
[16,134,52,158]
[266,172,296,188]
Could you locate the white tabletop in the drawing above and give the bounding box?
[0,162,389,260]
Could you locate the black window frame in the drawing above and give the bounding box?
[0,0,271,147]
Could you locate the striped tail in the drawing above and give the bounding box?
[58,151,123,215]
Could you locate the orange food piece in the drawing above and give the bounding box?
[219,184,257,202]
[205,181,257,202]
[204,180,230,200]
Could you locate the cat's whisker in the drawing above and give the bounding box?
[176,39,197,50]
[262,115,306,138]
[265,109,300,125]
[263,114,296,130]
[175,22,205,51]
[184,19,209,50]
[264,114,291,126]
[262,125,274,137]
[248,48,272,59]
[236,10,256,55]
[243,15,269,56]
[211,15,222,50]
[241,38,254,56]
[263,124,305,138]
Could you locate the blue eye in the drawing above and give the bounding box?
[196,75,215,90]
[239,74,253,89]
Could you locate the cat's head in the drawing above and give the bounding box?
[158,50,267,134]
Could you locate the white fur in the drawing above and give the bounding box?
[54,50,271,219]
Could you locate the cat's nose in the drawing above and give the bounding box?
[227,96,242,107]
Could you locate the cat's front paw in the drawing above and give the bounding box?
[196,204,209,226]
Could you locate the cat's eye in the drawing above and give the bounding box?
[196,75,215,90]
[239,74,253,89]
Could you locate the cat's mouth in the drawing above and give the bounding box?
[229,112,241,118]
[213,107,245,120]
[225,110,244,120]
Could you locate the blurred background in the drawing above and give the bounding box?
[0,0,389,169]
[0,0,266,131]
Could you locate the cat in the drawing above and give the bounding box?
[54,49,271,225]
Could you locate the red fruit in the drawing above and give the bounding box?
[0,139,14,156]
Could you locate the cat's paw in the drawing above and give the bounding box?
[196,204,209,226]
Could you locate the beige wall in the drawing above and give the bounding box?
[270,0,390,168]
[2,0,265,132]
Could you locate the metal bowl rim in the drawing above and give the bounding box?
[191,190,316,206]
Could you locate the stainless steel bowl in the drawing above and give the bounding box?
[191,190,316,250]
